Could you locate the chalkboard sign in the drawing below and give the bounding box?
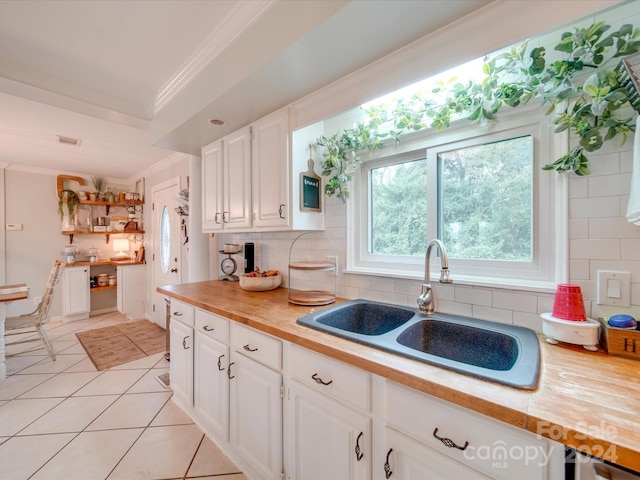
[300,160,321,212]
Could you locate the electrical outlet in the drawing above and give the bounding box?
[33,296,42,306]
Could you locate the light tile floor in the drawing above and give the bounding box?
[0,311,246,480]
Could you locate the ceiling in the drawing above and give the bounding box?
[0,0,496,181]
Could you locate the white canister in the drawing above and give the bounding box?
[108,275,117,286]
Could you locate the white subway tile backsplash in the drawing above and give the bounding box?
[454,286,492,307]
[622,240,640,261]
[492,291,538,313]
[588,174,630,197]
[437,300,472,317]
[371,276,395,292]
[569,177,588,199]
[570,239,620,260]
[589,218,640,239]
[570,196,620,219]
[587,151,620,176]
[569,260,590,280]
[472,305,513,324]
[569,219,588,239]
[537,295,554,315]
[513,312,543,332]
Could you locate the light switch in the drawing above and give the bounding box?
[607,278,621,298]
[597,270,631,307]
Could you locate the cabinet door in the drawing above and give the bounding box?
[170,319,193,409]
[224,127,252,230]
[383,427,490,480]
[252,108,290,229]
[285,380,370,480]
[116,264,145,319]
[230,352,282,480]
[194,332,229,441]
[202,140,224,232]
[62,266,89,319]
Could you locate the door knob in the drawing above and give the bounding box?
[170,268,178,273]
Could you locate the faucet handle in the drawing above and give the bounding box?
[439,267,452,283]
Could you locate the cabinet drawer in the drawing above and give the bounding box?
[231,323,282,371]
[195,309,229,344]
[386,381,549,479]
[287,343,371,412]
[169,299,194,327]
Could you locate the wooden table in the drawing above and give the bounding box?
[0,283,29,381]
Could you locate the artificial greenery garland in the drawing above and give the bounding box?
[315,21,640,201]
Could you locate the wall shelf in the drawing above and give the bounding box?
[62,230,145,244]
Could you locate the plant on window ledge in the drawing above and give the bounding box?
[314,21,640,201]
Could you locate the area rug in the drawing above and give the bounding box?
[76,320,166,370]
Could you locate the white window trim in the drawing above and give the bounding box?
[346,106,568,293]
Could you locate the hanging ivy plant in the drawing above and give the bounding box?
[315,20,640,201]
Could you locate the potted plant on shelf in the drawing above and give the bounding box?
[92,176,105,201]
[58,189,80,230]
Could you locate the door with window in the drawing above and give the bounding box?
[152,178,181,328]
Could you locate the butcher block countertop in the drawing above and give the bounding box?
[158,280,640,472]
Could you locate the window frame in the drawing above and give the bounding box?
[346,107,568,292]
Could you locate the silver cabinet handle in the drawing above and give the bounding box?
[217,354,225,371]
[203,325,214,332]
[182,336,190,349]
[243,344,258,352]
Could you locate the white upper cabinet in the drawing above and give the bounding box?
[201,106,324,233]
[252,108,290,229]
[202,140,223,232]
[201,126,252,232]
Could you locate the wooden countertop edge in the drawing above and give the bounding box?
[158,282,640,472]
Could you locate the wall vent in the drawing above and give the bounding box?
[57,135,81,146]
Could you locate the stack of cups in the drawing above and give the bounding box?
[551,284,587,321]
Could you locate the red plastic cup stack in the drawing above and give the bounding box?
[551,284,587,321]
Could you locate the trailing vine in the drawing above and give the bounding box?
[315,21,640,201]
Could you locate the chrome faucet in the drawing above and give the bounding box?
[417,239,453,315]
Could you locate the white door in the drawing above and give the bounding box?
[152,178,181,327]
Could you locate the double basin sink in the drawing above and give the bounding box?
[297,299,540,389]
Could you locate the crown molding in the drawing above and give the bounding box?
[127,151,192,184]
[153,0,275,115]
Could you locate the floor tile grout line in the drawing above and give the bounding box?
[182,433,206,480]
[26,430,84,480]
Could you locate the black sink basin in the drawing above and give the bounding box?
[313,301,415,335]
[396,320,519,371]
[297,299,540,389]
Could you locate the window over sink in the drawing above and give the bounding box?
[347,109,567,291]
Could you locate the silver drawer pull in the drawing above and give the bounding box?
[173,311,183,316]
[203,325,214,331]
[243,344,258,352]
[311,373,333,386]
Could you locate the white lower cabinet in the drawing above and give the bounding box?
[166,302,563,480]
[194,332,229,440]
[169,314,193,410]
[62,265,90,321]
[285,379,371,480]
[383,381,564,480]
[228,322,283,480]
[116,264,145,319]
[229,351,282,480]
[193,309,230,441]
[382,427,490,479]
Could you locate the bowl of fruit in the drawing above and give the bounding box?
[239,268,281,291]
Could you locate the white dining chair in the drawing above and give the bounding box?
[5,260,64,361]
